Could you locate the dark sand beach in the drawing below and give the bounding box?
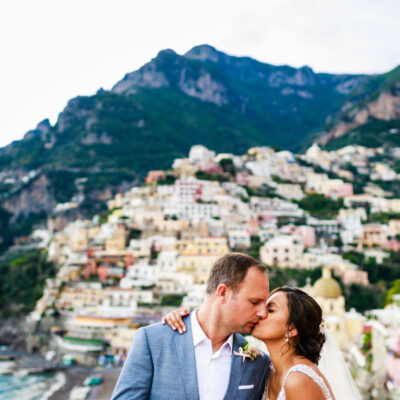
[48,365,121,400]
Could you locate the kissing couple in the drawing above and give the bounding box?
[112,253,361,400]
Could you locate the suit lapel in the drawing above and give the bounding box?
[223,334,248,399]
[174,315,200,400]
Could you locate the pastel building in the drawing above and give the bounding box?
[387,331,400,386]
[362,224,388,248]
[389,220,400,236]
[307,268,364,350]
[260,235,303,268]
[228,229,251,249]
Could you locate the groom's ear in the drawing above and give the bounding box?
[216,284,229,300]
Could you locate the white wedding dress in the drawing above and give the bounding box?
[262,328,362,400]
[262,364,334,400]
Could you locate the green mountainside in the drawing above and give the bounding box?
[0,45,371,171]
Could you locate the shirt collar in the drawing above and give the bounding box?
[191,309,234,352]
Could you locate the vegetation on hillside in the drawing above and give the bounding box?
[298,194,343,219]
[325,119,400,150]
[0,250,56,316]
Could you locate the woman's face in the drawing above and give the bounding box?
[251,291,290,341]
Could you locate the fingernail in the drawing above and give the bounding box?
[179,330,182,334]
[183,328,186,332]
[173,327,176,330]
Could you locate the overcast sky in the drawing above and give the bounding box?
[0,0,399,147]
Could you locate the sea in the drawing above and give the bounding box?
[0,361,65,400]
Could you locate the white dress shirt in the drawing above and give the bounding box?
[191,310,233,400]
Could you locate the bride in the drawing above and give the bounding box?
[164,286,361,400]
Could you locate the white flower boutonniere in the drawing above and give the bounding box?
[234,341,263,362]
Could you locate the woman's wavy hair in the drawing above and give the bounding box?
[271,286,325,363]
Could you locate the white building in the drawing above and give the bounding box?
[120,261,157,288]
[189,145,216,164]
[182,284,206,309]
[228,229,251,249]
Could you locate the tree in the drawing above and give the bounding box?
[218,158,235,175]
[386,279,400,305]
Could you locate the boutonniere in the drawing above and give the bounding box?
[234,341,263,362]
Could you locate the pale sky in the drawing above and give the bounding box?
[0,0,399,147]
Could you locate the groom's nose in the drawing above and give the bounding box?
[256,304,267,319]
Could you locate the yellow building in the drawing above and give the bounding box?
[109,327,138,356]
[177,254,222,284]
[108,193,124,210]
[176,237,228,256]
[153,219,189,235]
[179,221,210,240]
[307,268,364,350]
[389,219,400,236]
[310,268,347,348]
[173,158,199,177]
[105,225,127,251]
[57,287,105,313]
[66,315,133,345]
[174,237,228,283]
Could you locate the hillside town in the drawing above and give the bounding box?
[27,143,400,399]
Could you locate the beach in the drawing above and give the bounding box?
[0,359,121,400]
[48,366,121,400]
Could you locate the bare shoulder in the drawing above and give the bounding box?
[284,371,326,400]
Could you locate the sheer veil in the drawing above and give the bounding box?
[318,327,362,400]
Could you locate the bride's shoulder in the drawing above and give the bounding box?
[284,367,326,400]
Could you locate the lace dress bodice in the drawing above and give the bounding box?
[263,364,334,400]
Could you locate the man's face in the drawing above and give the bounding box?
[223,267,269,334]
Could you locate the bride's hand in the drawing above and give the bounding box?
[162,307,190,334]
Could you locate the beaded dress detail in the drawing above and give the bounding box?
[263,364,333,400]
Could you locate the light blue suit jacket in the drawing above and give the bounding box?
[111,315,270,400]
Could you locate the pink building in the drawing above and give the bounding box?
[340,269,369,286]
[294,226,316,248]
[199,161,223,175]
[387,331,400,385]
[280,225,315,248]
[337,183,353,198]
[145,170,165,184]
[362,224,388,248]
[387,239,400,252]
[245,220,259,236]
[175,179,203,203]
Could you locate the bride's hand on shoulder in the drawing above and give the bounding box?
[162,307,190,334]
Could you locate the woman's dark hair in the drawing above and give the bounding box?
[271,286,325,363]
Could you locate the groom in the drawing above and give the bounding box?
[111,253,270,400]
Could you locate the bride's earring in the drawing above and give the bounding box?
[285,332,290,343]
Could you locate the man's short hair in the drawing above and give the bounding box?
[205,253,267,295]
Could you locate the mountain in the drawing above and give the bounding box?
[1,45,371,172]
[0,44,399,249]
[317,66,400,149]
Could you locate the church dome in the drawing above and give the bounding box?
[312,267,342,299]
